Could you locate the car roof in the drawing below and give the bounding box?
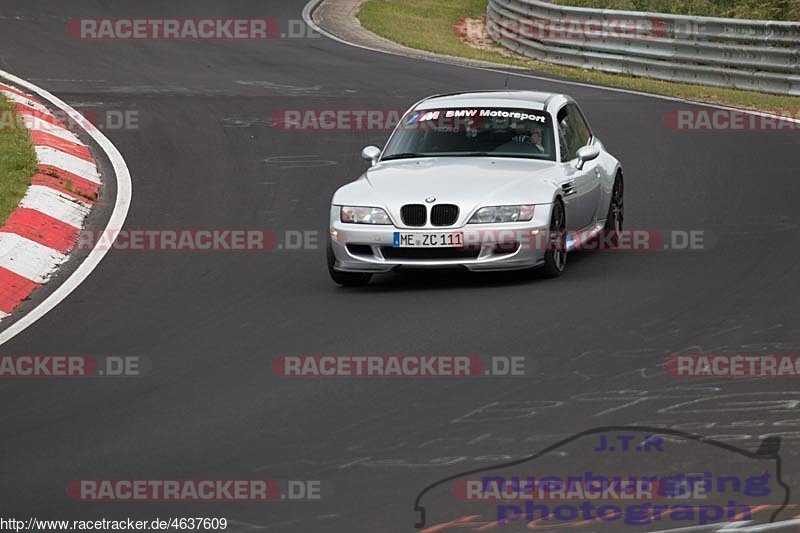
[414,90,565,112]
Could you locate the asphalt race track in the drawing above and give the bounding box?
[1,1,799,531]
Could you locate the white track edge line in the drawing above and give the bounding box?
[0,70,132,346]
[301,0,800,125]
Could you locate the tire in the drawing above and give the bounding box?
[603,172,624,247]
[327,240,372,286]
[541,199,567,278]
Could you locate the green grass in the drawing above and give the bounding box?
[357,0,800,112]
[552,0,800,21]
[0,94,37,225]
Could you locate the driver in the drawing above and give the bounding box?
[512,125,546,153]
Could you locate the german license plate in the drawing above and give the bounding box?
[393,232,463,248]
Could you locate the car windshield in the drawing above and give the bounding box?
[382,107,555,161]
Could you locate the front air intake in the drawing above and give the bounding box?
[430,204,459,226]
[401,204,426,226]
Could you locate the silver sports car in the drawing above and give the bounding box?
[327,90,624,286]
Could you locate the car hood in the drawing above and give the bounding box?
[332,157,561,225]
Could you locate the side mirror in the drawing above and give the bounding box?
[361,145,381,166]
[575,145,600,170]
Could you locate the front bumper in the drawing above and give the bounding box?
[329,205,552,273]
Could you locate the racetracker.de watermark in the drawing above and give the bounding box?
[427,229,707,252]
[67,479,325,501]
[270,107,548,132]
[666,355,800,377]
[454,17,667,42]
[67,19,319,40]
[271,355,530,377]
[271,109,406,131]
[454,477,662,501]
[76,229,319,251]
[664,109,800,131]
[0,108,140,132]
[0,355,146,378]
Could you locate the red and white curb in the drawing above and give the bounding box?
[0,82,101,321]
[0,70,130,346]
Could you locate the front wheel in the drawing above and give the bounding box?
[327,240,372,286]
[540,199,567,278]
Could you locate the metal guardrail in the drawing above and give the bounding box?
[486,0,800,95]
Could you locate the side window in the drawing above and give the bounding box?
[568,103,592,150]
[557,104,593,161]
[556,107,571,160]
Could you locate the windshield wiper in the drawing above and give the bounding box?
[381,152,426,161]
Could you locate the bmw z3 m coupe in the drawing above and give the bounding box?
[327,90,624,286]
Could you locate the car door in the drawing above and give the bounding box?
[557,104,601,230]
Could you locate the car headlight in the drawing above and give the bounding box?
[340,206,392,224]
[468,205,534,224]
